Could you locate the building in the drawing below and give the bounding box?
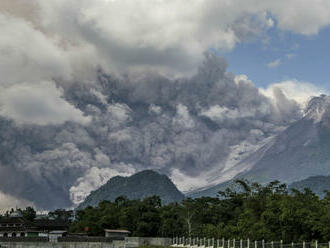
[49,231,68,242]
[0,217,69,239]
[0,217,27,237]
[104,229,130,240]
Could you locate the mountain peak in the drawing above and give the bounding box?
[304,94,330,122]
[77,170,185,209]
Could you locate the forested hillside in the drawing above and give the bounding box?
[78,170,185,209]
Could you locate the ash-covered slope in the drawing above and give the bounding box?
[240,95,330,184]
[78,170,185,209]
[190,95,330,197]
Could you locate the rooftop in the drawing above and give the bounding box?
[0,217,69,232]
[49,230,68,234]
[0,227,27,232]
[0,217,25,224]
[104,229,130,233]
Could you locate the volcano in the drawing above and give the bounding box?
[190,95,330,197]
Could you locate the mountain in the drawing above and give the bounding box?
[190,95,330,198]
[238,95,330,183]
[186,180,232,198]
[289,175,330,197]
[78,170,185,209]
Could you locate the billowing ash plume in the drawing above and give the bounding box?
[0,0,328,209]
[0,53,312,209]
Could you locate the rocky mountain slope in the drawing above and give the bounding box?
[190,95,330,198]
[239,95,330,183]
[78,170,185,209]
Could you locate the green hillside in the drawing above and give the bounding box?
[78,170,185,209]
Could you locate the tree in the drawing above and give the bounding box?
[48,209,73,222]
[20,207,36,221]
[69,180,330,242]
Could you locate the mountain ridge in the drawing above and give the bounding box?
[289,175,330,197]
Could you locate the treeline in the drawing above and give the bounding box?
[70,180,330,242]
[0,207,73,222]
[0,206,37,221]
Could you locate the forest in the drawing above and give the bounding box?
[69,180,330,242]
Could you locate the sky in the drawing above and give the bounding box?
[1,0,330,210]
[223,26,330,90]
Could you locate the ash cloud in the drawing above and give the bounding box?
[0,0,329,209]
[0,54,309,208]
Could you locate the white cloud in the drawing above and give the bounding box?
[0,12,106,89]
[1,0,330,79]
[286,53,296,59]
[107,104,132,124]
[267,58,281,68]
[201,105,254,122]
[173,104,195,129]
[0,0,38,25]
[0,81,91,125]
[149,104,162,115]
[70,165,136,205]
[261,80,327,106]
[35,0,330,75]
[266,0,330,35]
[0,14,71,86]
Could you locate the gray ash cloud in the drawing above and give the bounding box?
[0,0,328,209]
[0,54,304,209]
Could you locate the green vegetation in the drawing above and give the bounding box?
[0,207,36,221]
[70,180,330,242]
[2,180,330,243]
[20,206,37,221]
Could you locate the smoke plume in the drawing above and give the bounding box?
[0,0,328,209]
